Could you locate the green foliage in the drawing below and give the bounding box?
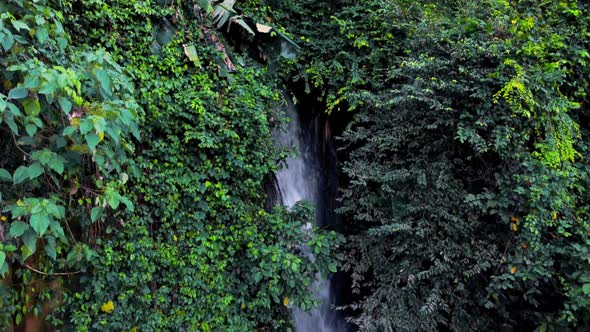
[277,0,590,330]
[0,0,342,330]
[0,0,139,326]
[51,0,341,330]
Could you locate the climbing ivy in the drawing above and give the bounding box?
[55,0,341,330]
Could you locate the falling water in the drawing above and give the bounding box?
[274,97,344,332]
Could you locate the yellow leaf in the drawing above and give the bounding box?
[0,216,7,221]
[173,234,178,242]
[101,300,115,313]
[510,267,517,274]
[511,216,519,223]
[551,211,557,221]
[240,303,246,310]
[99,132,105,142]
[283,297,290,307]
[511,223,517,232]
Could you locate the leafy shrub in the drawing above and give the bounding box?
[0,0,139,326]
[277,0,590,330]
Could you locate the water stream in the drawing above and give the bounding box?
[274,98,344,332]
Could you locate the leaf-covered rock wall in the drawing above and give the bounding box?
[0,0,341,330]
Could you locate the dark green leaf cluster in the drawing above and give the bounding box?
[276,0,590,330]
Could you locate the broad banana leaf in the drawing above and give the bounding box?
[228,15,255,39]
[275,30,300,59]
[212,0,237,29]
[183,44,202,67]
[197,0,214,14]
[196,0,300,63]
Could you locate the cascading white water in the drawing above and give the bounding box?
[274,98,341,332]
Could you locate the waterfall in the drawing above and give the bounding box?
[274,97,345,332]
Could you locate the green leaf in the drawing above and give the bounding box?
[66,247,81,267]
[583,283,590,295]
[32,117,43,127]
[48,157,64,174]
[22,230,37,256]
[46,203,65,218]
[33,150,65,174]
[58,96,72,114]
[0,261,8,277]
[23,98,40,116]
[95,69,112,97]
[4,111,19,134]
[0,31,14,51]
[119,196,134,212]
[28,162,44,180]
[44,236,57,260]
[10,221,29,237]
[86,133,100,151]
[93,117,107,134]
[35,15,46,26]
[107,192,120,210]
[35,27,49,43]
[12,20,31,32]
[130,123,140,140]
[198,0,214,13]
[80,119,93,135]
[23,75,40,89]
[38,81,56,95]
[183,44,202,67]
[25,123,37,136]
[0,168,11,182]
[8,87,28,99]
[57,37,67,50]
[32,149,51,165]
[63,126,77,136]
[84,246,96,261]
[13,165,29,184]
[0,252,5,269]
[30,213,50,236]
[49,220,66,243]
[91,207,103,222]
[328,262,338,273]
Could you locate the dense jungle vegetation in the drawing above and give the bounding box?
[1,0,590,331]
